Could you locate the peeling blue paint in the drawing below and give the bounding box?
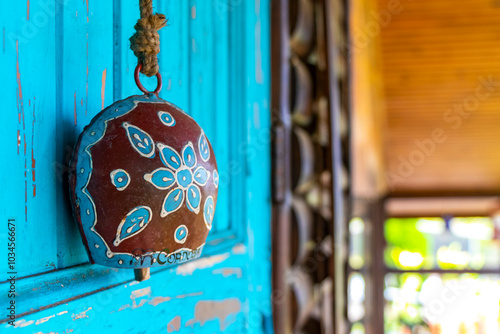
[0,0,271,333]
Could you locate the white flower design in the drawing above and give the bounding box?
[143,141,210,217]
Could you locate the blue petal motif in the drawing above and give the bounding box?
[203,196,215,230]
[193,166,210,186]
[113,206,152,246]
[110,169,130,191]
[157,143,182,170]
[182,142,197,168]
[177,169,193,189]
[198,133,210,162]
[174,225,188,244]
[122,122,155,158]
[143,168,175,190]
[186,184,201,214]
[158,111,176,127]
[213,170,219,188]
[161,187,184,217]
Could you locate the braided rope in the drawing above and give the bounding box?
[129,0,167,77]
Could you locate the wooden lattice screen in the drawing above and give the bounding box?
[271,0,351,332]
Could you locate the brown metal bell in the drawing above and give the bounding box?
[69,93,218,270]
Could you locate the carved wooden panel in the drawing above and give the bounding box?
[272,0,350,332]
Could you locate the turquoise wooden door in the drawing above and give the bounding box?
[0,1,272,333]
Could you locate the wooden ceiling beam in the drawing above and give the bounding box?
[385,196,500,217]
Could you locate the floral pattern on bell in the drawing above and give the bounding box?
[174,225,188,244]
[213,169,219,189]
[110,169,131,191]
[118,128,213,243]
[113,206,152,246]
[203,196,215,230]
[158,111,176,126]
[122,122,155,158]
[198,132,211,162]
[152,141,210,217]
[69,94,218,269]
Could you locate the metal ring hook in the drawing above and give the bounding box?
[134,63,162,96]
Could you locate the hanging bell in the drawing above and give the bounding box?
[69,65,218,272]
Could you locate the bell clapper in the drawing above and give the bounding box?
[134,268,151,282]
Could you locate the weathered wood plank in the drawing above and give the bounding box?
[54,0,115,269]
[227,0,248,237]
[0,0,59,279]
[158,0,190,109]
[189,0,215,129]
[243,0,274,332]
[3,245,251,333]
[211,0,231,233]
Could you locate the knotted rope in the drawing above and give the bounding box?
[129,0,167,77]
